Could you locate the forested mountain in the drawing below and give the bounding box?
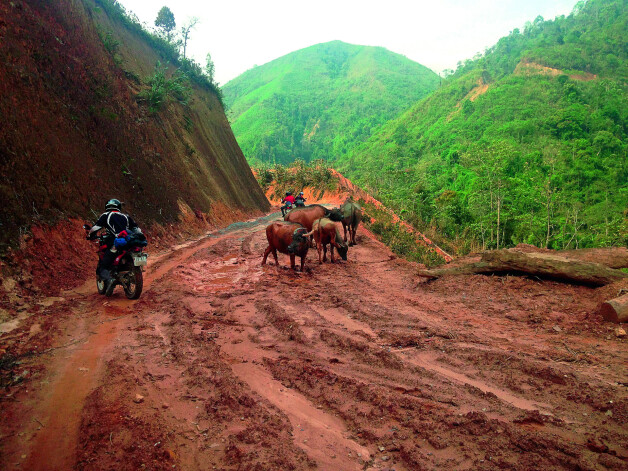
[336,0,627,252]
[223,41,439,165]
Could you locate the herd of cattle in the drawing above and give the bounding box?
[262,199,363,271]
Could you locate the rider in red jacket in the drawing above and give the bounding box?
[281,192,296,216]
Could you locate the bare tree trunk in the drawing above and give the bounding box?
[545,181,552,249]
[496,196,501,250]
[183,31,189,58]
[490,189,494,247]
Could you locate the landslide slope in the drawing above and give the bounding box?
[223,40,439,165]
[0,0,269,252]
[336,0,627,251]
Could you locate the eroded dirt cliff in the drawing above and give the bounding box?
[0,0,268,254]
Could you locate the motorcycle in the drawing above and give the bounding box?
[83,224,148,299]
[281,201,294,217]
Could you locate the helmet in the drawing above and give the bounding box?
[286,192,292,196]
[105,199,123,211]
[299,192,304,196]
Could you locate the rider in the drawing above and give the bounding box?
[88,199,140,295]
[281,191,296,216]
[295,192,306,207]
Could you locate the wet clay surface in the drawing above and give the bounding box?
[1,211,627,470]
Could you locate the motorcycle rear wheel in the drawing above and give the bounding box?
[124,267,143,300]
[96,277,106,295]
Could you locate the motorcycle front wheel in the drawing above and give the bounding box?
[123,267,144,300]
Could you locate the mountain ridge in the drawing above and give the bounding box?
[336,0,627,251]
[223,40,440,165]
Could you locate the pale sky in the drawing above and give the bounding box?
[118,0,578,85]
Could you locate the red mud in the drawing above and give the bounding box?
[1,211,627,470]
[0,202,263,303]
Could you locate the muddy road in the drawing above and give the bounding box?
[1,211,627,470]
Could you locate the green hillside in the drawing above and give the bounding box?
[336,0,627,252]
[223,41,440,165]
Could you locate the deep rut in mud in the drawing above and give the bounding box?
[1,212,627,470]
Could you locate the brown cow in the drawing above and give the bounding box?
[305,218,348,264]
[262,222,309,271]
[284,204,343,231]
[284,204,342,247]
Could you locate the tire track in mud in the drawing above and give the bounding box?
[1,213,283,470]
[199,229,627,470]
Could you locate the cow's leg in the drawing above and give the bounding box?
[300,255,306,271]
[351,226,356,245]
[262,246,272,265]
[343,223,348,242]
[330,244,336,263]
[322,244,327,263]
[272,249,279,266]
[318,242,323,264]
[290,254,296,270]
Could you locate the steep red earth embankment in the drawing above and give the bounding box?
[0,0,269,297]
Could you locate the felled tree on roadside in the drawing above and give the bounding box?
[155,6,176,42]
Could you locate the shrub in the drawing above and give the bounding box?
[138,61,190,113]
[251,160,338,199]
[97,28,121,65]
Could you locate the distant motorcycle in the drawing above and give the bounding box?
[83,224,148,299]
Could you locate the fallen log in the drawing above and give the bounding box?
[598,294,628,323]
[557,247,628,269]
[511,245,628,269]
[416,262,495,279]
[417,250,628,286]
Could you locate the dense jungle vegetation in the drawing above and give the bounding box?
[335,0,627,252]
[223,41,440,165]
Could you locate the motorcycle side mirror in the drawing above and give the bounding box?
[83,224,91,230]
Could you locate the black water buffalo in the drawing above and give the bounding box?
[340,199,363,245]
